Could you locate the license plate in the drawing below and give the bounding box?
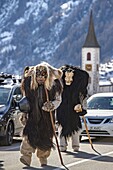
[90,126,101,130]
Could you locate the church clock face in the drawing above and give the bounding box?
[85,64,92,71]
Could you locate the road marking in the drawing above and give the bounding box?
[1,145,113,169]
[54,151,113,170]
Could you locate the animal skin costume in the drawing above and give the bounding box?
[19,62,63,167]
[57,65,89,152]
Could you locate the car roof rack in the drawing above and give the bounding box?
[0,72,21,85]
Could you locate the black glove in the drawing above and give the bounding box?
[79,109,87,116]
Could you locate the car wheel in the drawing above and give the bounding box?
[0,122,14,146]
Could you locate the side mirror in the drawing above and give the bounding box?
[18,96,30,112]
[12,95,23,109]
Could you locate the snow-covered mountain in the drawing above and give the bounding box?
[0,0,113,75]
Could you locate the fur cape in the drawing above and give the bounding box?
[21,62,63,150]
[57,65,89,137]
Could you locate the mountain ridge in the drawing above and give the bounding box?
[0,0,113,74]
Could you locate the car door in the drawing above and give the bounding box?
[11,86,23,135]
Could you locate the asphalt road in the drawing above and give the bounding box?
[0,137,113,170]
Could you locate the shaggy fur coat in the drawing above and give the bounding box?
[57,65,89,137]
[21,76,63,150]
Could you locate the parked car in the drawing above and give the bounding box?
[0,73,23,146]
[80,93,113,140]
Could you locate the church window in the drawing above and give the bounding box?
[87,52,91,60]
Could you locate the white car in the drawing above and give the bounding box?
[80,93,113,139]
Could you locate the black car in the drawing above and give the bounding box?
[0,73,23,146]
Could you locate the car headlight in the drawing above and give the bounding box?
[109,118,113,123]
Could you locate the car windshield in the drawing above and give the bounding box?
[87,96,113,110]
[0,87,11,105]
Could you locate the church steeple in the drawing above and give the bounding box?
[82,10,100,96]
[83,10,100,48]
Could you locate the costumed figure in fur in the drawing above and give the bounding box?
[56,65,89,152]
[19,62,63,167]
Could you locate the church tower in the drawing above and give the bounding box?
[82,10,100,96]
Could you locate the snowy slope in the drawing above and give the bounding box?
[0,0,113,74]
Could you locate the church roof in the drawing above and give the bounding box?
[83,10,100,48]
